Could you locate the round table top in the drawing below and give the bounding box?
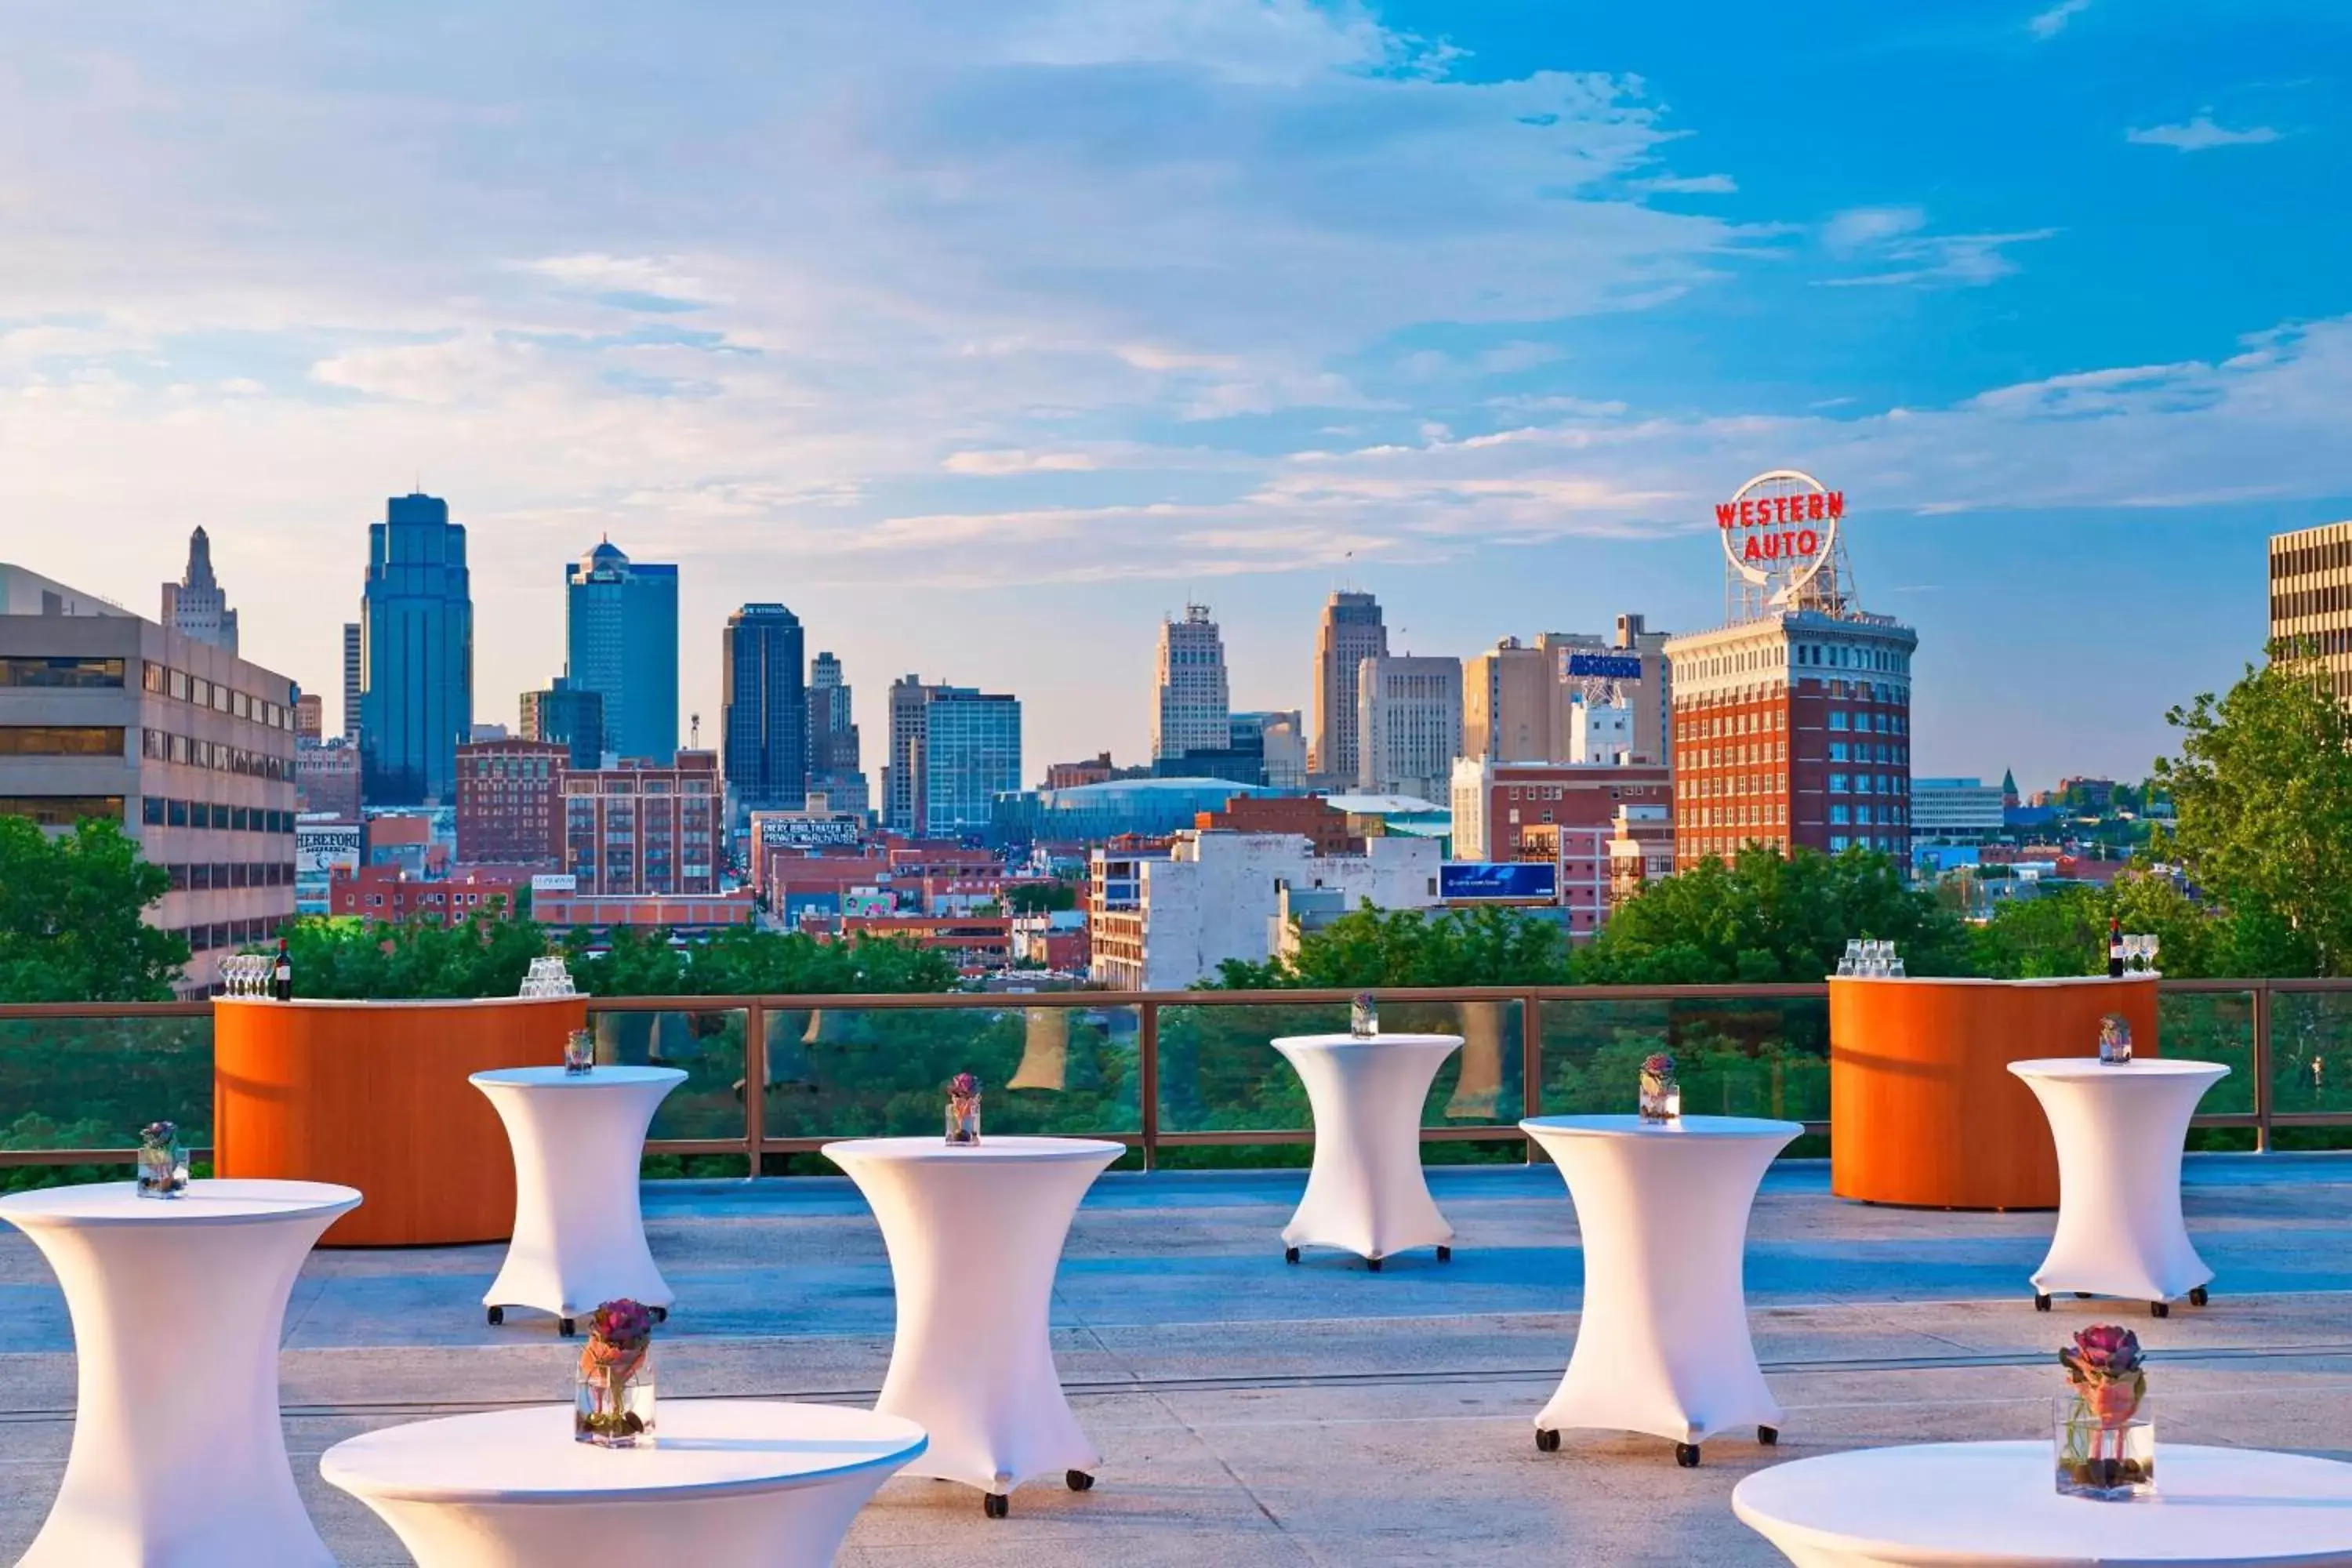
[1271,1033,1464,1051]
[1733,1442,2352,1564]
[1521,1114,1806,1142]
[2009,1058,2232,1084]
[0,1178,362,1229]
[320,1400,927,1504]
[471,1065,690,1091]
[822,1135,1127,1166]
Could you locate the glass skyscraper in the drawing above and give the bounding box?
[360,493,473,806]
[565,540,678,764]
[721,603,807,818]
[921,688,1022,838]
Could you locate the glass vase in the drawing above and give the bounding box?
[563,1028,595,1076]
[946,1095,982,1145]
[1349,993,1379,1038]
[1638,1079,1681,1124]
[575,1349,656,1447]
[2053,1396,2154,1499]
[135,1141,188,1199]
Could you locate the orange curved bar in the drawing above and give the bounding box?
[213,996,583,1246]
[1830,976,2159,1210]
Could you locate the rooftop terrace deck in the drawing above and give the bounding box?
[7,1155,2352,1565]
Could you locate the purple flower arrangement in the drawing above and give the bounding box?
[135,1120,187,1198]
[2056,1324,2154,1497]
[1638,1053,1680,1123]
[946,1072,983,1145]
[575,1298,657,1446]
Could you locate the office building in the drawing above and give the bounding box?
[1356,654,1462,802]
[160,528,239,654]
[519,677,605,771]
[1244,710,1308,789]
[1450,754,1673,937]
[721,603,808,818]
[294,694,323,742]
[294,737,361,820]
[455,738,565,866]
[564,539,679,762]
[1309,590,1387,785]
[990,776,1283,846]
[559,752,722,896]
[1088,829,1439,989]
[1152,604,1231,763]
[1461,620,1672,768]
[923,688,1022,839]
[884,675,937,834]
[1911,777,2007,843]
[2269,521,2352,697]
[0,561,297,992]
[341,621,361,741]
[359,493,473,806]
[807,650,865,806]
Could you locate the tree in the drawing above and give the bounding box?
[1213,902,1573,989]
[0,817,189,1001]
[1577,845,1973,984]
[2151,647,2352,975]
[1006,880,1078,915]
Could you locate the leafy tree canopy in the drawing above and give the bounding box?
[0,817,189,1001]
[1213,902,1572,989]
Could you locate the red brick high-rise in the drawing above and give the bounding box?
[455,739,564,866]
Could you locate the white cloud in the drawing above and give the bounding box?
[1632,173,1737,194]
[2027,0,2093,41]
[1821,206,2053,289]
[1824,206,1928,252]
[2126,115,2284,151]
[943,448,1099,476]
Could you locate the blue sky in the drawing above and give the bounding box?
[1,0,2345,787]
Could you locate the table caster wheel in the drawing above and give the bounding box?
[2034,1293,2051,1312]
[1066,1469,1094,1492]
[983,1493,1009,1519]
[559,1317,576,1338]
[486,1305,504,1327]
[2150,1301,2170,1319]
[1758,1426,1779,1446]
[1535,1428,1560,1453]
[1284,1247,1300,1265]
[1366,1256,1383,1272]
[2189,1286,2209,1307]
[649,1306,668,1323]
[1675,1443,1701,1468]
[1436,1246,1452,1263]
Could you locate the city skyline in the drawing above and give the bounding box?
[2,2,2343,785]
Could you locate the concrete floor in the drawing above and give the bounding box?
[7,1155,2352,1565]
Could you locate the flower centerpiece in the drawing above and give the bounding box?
[2054,1324,2154,1498]
[1638,1053,1680,1124]
[575,1298,657,1446]
[2098,1014,2133,1067]
[1349,992,1379,1039]
[135,1120,188,1199]
[946,1072,983,1145]
[563,1027,596,1076]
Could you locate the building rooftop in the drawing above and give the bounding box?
[9,1154,2349,1563]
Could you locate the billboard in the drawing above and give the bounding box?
[1440,861,1559,902]
[296,822,361,875]
[842,889,897,918]
[756,813,865,848]
[1563,652,1643,681]
[531,873,579,895]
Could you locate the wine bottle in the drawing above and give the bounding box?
[2106,918,2125,980]
[273,937,293,1001]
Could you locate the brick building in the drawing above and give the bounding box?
[455,738,564,866]
[330,864,529,924]
[560,750,722,895]
[1195,793,1363,857]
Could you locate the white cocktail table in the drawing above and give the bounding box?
[473,1065,687,1332]
[2009,1058,2229,1317]
[0,1178,361,1567]
[320,1399,927,1567]
[822,1135,1121,1515]
[1519,1114,1801,1465]
[1733,1440,2352,1566]
[1273,1032,1463,1268]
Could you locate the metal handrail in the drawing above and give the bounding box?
[0,978,2325,1171]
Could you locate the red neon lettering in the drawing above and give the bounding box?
[1744,536,1763,562]
[1796,528,1818,555]
[1807,492,1825,521]
[1715,503,1737,528]
[1739,499,1755,526]
[1825,491,1845,519]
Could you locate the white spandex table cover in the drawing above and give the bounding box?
[1733,1440,2352,1566]
[320,1399,927,1567]
[2009,1058,2229,1311]
[823,1135,1120,1507]
[1519,1115,1801,1459]
[1273,1032,1464,1265]
[472,1065,687,1325]
[0,1178,361,1567]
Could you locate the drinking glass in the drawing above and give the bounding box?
[2143,933,2160,976]
[1838,939,1862,978]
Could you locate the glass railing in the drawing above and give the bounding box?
[0,1008,213,1189]
[1537,993,1830,1125]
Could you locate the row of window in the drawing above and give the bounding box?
[1827,773,1904,797]
[1828,804,1904,826]
[2272,537,2352,580]
[1827,710,1906,734]
[177,916,285,953]
[140,797,299,834]
[0,794,122,826]
[0,724,122,757]
[140,726,292,780]
[1829,835,1902,853]
[0,656,125,690]
[1827,742,1907,764]
[141,660,295,731]
[1683,743,1791,770]
[163,861,295,891]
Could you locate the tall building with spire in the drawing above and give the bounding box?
[1309,590,1387,785]
[360,492,474,806]
[161,527,238,654]
[1152,604,1231,764]
[565,539,679,764]
[807,650,868,815]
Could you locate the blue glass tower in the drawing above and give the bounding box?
[565,540,679,764]
[360,493,473,806]
[721,603,807,817]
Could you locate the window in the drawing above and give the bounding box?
[1828,742,1849,762]
[0,795,124,826]
[142,796,165,826]
[0,655,125,689]
[1831,834,1849,851]
[1828,711,1849,731]
[0,725,124,757]
[1829,773,1849,793]
[1830,804,1850,824]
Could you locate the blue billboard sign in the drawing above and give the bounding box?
[1563,652,1644,681]
[1440,861,1559,902]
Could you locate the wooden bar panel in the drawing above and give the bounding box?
[1830,976,2160,1210]
[213,996,583,1246]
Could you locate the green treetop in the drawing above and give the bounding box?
[0,816,191,1001]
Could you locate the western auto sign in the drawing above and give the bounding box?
[1717,470,1842,608]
